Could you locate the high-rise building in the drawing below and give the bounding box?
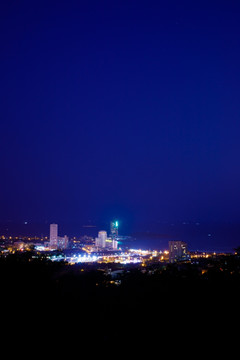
[95,229,119,250]
[99,231,107,247]
[112,239,118,250]
[49,224,68,250]
[95,230,107,248]
[58,235,69,250]
[50,223,58,241]
[169,241,188,263]
[110,221,119,239]
[50,224,58,249]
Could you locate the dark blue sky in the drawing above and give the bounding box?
[1,0,240,232]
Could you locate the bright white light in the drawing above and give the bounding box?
[68,254,99,263]
[35,245,46,251]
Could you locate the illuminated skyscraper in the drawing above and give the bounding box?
[58,235,69,250]
[50,223,58,240]
[110,221,119,239]
[169,241,188,263]
[50,223,58,249]
[95,230,107,248]
[49,223,68,250]
[112,239,118,250]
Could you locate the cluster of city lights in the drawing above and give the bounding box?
[33,244,170,264]
[67,254,99,264]
[65,252,144,265]
[63,248,164,265]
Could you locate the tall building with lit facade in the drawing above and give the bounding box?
[95,230,107,248]
[95,230,118,250]
[112,239,118,250]
[169,241,188,263]
[58,235,69,250]
[49,223,68,250]
[110,221,119,239]
[50,223,58,249]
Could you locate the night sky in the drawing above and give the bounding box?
[1,1,240,246]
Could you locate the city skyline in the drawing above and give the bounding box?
[1,218,240,253]
[1,2,240,252]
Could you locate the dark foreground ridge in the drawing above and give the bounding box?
[1,250,240,347]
